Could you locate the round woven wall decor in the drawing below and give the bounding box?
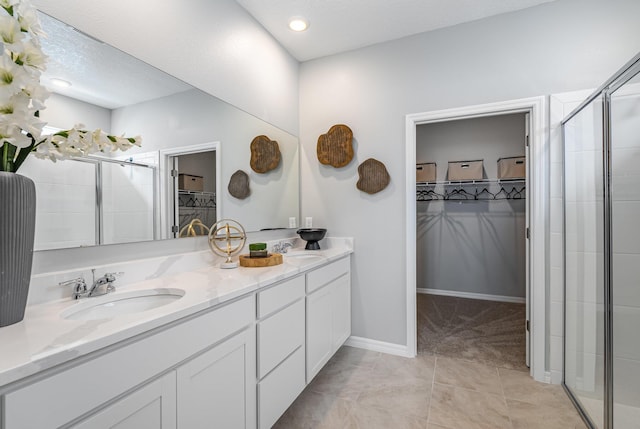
[356,158,390,194]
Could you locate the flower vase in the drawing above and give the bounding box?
[0,172,36,327]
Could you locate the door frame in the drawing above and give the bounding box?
[405,96,547,381]
[159,142,221,240]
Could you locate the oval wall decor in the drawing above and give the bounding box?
[228,170,251,199]
[317,124,354,168]
[357,158,390,194]
[250,135,281,173]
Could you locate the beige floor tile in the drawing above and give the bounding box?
[273,389,353,429]
[499,367,576,409]
[328,346,381,369]
[307,360,374,400]
[372,353,435,387]
[356,383,431,420]
[345,402,427,429]
[507,398,587,429]
[429,383,511,429]
[434,356,502,394]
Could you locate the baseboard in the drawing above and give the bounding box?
[345,336,414,358]
[417,288,526,304]
[550,370,563,385]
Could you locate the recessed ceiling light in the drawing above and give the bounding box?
[50,78,72,88]
[288,17,309,32]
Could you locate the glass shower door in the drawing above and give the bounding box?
[564,94,606,429]
[610,72,640,429]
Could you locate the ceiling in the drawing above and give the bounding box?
[235,0,557,61]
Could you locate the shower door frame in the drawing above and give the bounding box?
[562,51,640,429]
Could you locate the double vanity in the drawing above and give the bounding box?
[0,238,353,429]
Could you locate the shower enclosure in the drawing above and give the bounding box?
[563,53,640,429]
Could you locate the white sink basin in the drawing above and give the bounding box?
[61,288,185,321]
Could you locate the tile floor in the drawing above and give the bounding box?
[274,295,587,428]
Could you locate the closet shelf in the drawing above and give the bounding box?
[178,190,216,196]
[416,178,525,186]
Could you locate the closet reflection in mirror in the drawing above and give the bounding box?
[22,12,299,251]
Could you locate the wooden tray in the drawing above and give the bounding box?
[239,253,283,267]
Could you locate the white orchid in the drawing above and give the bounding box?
[33,124,142,162]
[0,0,141,172]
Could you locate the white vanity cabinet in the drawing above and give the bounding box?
[2,295,256,429]
[72,372,177,429]
[0,252,353,429]
[256,275,306,429]
[177,327,256,428]
[305,257,351,382]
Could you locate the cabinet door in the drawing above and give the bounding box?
[306,285,333,382]
[177,327,256,429]
[72,372,176,429]
[331,274,351,352]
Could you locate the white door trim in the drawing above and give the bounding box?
[159,142,221,239]
[405,96,547,382]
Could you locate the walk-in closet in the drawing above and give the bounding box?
[172,151,217,237]
[416,112,529,369]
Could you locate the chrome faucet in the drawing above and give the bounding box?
[59,270,122,299]
[59,277,88,300]
[88,270,121,297]
[273,241,293,254]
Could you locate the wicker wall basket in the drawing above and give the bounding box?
[317,124,354,168]
[357,158,390,194]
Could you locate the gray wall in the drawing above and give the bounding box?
[178,152,217,194]
[416,114,526,298]
[299,0,640,346]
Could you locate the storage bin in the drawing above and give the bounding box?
[497,156,526,179]
[447,160,483,181]
[178,174,204,191]
[416,162,436,182]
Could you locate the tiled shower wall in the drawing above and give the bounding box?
[610,88,640,421]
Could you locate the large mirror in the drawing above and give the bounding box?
[20,12,300,251]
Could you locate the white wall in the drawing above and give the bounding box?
[40,93,111,131]
[111,89,299,233]
[33,0,299,136]
[416,114,526,299]
[299,0,640,347]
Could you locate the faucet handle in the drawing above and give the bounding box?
[103,272,124,282]
[59,277,87,299]
[59,277,86,287]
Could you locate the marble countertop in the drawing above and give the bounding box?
[0,239,353,389]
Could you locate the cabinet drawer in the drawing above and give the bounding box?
[258,299,304,379]
[257,275,304,318]
[258,346,305,429]
[306,257,350,294]
[3,295,254,429]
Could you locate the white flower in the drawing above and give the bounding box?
[15,1,42,36]
[14,39,46,72]
[0,14,24,51]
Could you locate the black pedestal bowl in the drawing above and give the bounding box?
[296,228,327,250]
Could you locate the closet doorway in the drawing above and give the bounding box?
[417,113,529,368]
[159,142,221,239]
[405,97,547,381]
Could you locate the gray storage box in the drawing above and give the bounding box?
[416,162,436,182]
[497,156,525,179]
[448,160,483,181]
